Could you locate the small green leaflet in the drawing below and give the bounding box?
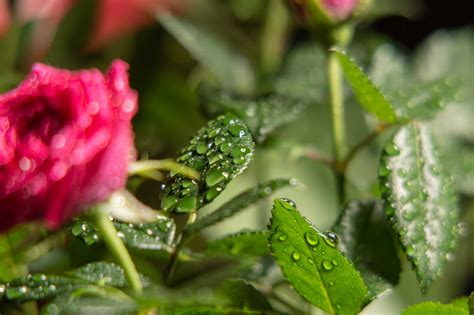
[185,179,295,235]
[402,301,468,315]
[332,49,397,123]
[207,231,270,257]
[0,262,144,303]
[332,200,401,302]
[161,114,255,213]
[71,217,175,251]
[379,122,459,290]
[157,14,255,94]
[200,87,307,144]
[268,198,367,315]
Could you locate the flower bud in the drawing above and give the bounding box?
[290,0,361,26]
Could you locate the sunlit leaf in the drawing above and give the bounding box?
[332,49,397,123]
[268,198,367,314]
[161,114,255,213]
[332,200,400,302]
[379,122,459,290]
[185,179,295,234]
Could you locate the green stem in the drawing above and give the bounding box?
[328,50,346,202]
[163,212,197,285]
[260,0,289,76]
[95,210,143,295]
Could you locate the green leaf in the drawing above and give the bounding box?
[68,262,143,288]
[369,45,460,120]
[379,122,459,290]
[332,49,397,123]
[274,43,327,104]
[157,14,255,94]
[332,200,401,302]
[161,114,255,213]
[185,179,294,234]
[71,216,175,251]
[0,262,146,303]
[450,297,469,313]
[469,292,474,315]
[0,274,85,302]
[402,301,468,315]
[218,279,273,311]
[207,231,270,257]
[268,198,367,315]
[200,88,307,144]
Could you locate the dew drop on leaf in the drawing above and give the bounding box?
[323,232,338,247]
[280,198,297,209]
[278,233,288,241]
[292,251,301,261]
[322,259,334,271]
[305,231,319,246]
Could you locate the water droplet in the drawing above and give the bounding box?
[219,142,232,153]
[6,286,28,299]
[336,304,341,310]
[322,260,333,271]
[205,187,220,201]
[323,232,338,247]
[19,157,33,172]
[278,233,287,241]
[176,196,196,213]
[206,170,226,187]
[406,245,415,256]
[87,101,100,115]
[0,284,5,294]
[233,156,246,165]
[331,260,338,266]
[196,141,208,155]
[329,281,334,286]
[292,251,301,261]
[308,259,315,264]
[229,125,245,137]
[146,229,153,236]
[280,198,297,209]
[117,232,125,238]
[161,195,178,210]
[122,99,135,113]
[385,141,400,156]
[305,231,319,246]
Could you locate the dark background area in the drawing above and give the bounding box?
[373,0,474,49]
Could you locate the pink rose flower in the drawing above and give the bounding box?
[0,60,137,232]
[321,0,358,21]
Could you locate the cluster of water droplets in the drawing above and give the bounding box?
[160,114,255,213]
[379,124,460,285]
[276,198,341,274]
[0,274,72,302]
[71,216,175,250]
